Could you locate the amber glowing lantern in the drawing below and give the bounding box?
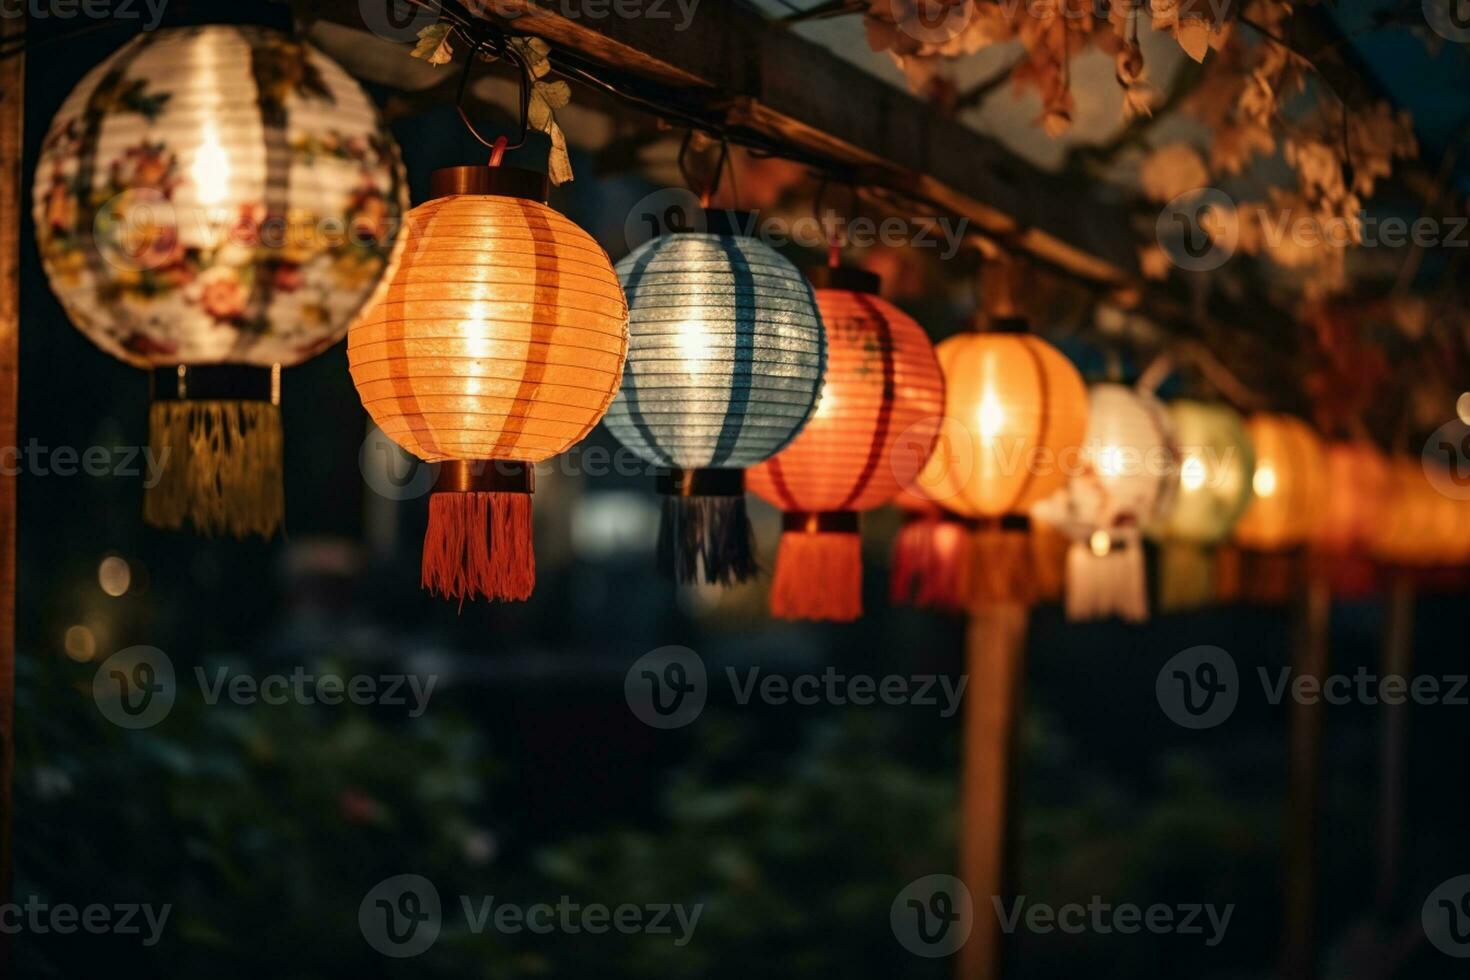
[921,325,1088,608]
[1314,442,1388,553]
[34,24,408,537]
[1232,414,1327,551]
[747,268,944,620]
[349,166,629,601]
[1373,458,1468,568]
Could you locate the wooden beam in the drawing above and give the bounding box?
[0,9,23,935]
[318,0,1140,285]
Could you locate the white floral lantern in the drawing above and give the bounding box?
[33,25,408,536]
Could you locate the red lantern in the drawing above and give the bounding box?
[748,268,944,620]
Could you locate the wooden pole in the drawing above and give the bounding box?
[0,10,24,926]
[958,603,1029,980]
[1375,575,1415,922]
[1281,573,1331,980]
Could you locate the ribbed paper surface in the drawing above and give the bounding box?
[34,25,407,367]
[1152,400,1254,545]
[1233,413,1326,550]
[349,195,629,464]
[920,333,1088,517]
[748,287,943,513]
[604,233,826,470]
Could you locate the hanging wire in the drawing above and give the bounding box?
[812,175,860,266]
[678,131,734,207]
[454,32,531,161]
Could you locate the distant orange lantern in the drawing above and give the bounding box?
[1314,441,1388,554]
[1233,414,1327,551]
[925,329,1089,516]
[349,167,629,602]
[748,269,944,620]
[1373,458,1468,568]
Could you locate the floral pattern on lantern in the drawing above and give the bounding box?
[33,25,408,537]
[748,274,944,621]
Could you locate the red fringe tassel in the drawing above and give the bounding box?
[889,516,970,612]
[422,492,535,603]
[770,531,862,622]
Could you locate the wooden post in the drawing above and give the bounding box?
[1375,575,1415,922]
[958,603,1028,980]
[1281,574,1331,980]
[0,11,24,922]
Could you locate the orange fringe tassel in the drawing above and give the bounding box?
[770,531,862,621]
[966,527,1037,611]
[422,492,534,603]
[889,516,970,612]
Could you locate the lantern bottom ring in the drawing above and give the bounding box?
[656,467,744,498]
[434,460,536,495]
[782,511,860,534]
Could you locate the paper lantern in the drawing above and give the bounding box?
[924,330,1089,516]
[1372,458,1468,568]
[603,212,826,585]
[1148,400,1255,611]
[34,24,407,536]
[1032,383,1174,623]
[1314,441,1388,553]
[747,268,944,620]
[1233,414,1327,551]
[348,166,628,601]
[917,327,1088,608]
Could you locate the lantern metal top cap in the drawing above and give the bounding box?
[428,166,550,204]
[807,265,881,295]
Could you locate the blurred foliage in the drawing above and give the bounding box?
[15,650,1284,979]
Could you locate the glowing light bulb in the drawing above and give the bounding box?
[1253,464,1277,498]
[1180,454,1207,492]
[191,123,231,208]
[1096,445,1125,478]
[976,391,1005,442]
[1089,530,1111,557]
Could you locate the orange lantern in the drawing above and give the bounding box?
[1233,413,1327,551]
[748,269,944,620]
[919,327,1088,607]
[349,167,628,601]
[1374,458,1469,568]
[1315,441,1388,553]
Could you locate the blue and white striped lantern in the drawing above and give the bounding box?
[604,213,826,584]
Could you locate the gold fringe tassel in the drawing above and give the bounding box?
[144,400,284,538]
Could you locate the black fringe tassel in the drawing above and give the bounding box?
[657,495,758,585]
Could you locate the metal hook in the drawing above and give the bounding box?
[456,33,532,157]
[677,131,734,206]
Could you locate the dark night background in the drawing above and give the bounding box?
[7,4,1470,978]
